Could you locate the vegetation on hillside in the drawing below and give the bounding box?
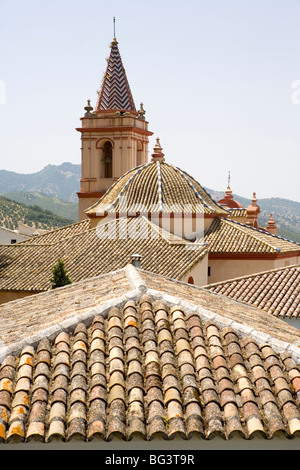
[3,191,78,222]
[0,196,74,231]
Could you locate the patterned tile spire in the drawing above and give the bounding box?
[95,38,136,113]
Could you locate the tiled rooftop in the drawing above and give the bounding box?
[18,219,90,246]
[0,217,207,292]
[86,161,229,217]
[205,265,300,318]
[228,208,247,218]
[1,266,300,444]
[205,218,300,254]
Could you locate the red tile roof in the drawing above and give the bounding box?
[1,266,300,444]
[205,264,300,318]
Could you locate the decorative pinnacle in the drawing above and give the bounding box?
[268,213,276,226]
[151,138,165,163]
[84,99,94,117]
[138,102,146,120]
[111,37,119,47]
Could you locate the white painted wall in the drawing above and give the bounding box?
[0,227,28,244]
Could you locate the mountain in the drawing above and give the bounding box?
[0,196,75,232]
[0,162,81,203]
[3,191,78,222]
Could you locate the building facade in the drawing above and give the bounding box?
[77,38,153,221]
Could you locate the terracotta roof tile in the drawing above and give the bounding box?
[0,217,207,293]
[205,218,300,254]
[87,161,229,217]
[1,266,300,444]
[1,298,300,442]
[205,265,300,318]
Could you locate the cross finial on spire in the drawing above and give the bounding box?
[227,170,231,189]
[113,17,116,38]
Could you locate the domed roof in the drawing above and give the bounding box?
[86,140,229,218]
[218,186,243,209]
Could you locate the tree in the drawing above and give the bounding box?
[50,258,72,289]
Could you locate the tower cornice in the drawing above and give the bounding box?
[76,126,153,137]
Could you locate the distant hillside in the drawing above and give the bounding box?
[0,196,75,231]
[0,162,81,203]
[3,191,78,222]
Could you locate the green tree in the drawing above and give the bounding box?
[50,258,72,289]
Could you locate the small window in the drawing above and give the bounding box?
[208,266,211,277]
[188,276,194,285]
[11,239,17,244]
[103,141,112,178]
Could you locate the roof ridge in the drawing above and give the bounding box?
[168,163,214,212]
[156,161,163,212]
[141,283,300,362]
[170,163,229,214]
[2,264,300,365]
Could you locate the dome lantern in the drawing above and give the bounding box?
[151,138,165,163]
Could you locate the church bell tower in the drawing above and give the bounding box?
[77,37,153,221]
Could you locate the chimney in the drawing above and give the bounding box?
[131,254,142,269]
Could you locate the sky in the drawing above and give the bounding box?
[0,0,300,202]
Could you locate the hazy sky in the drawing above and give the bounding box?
[1,0,300,202]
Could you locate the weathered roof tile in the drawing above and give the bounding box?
[1,267,300,444]
[206,264,300,318]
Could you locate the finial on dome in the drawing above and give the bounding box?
[151,138,165,163]
[225,170,232,196]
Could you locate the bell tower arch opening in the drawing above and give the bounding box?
[137,140,143,167]
[103,141,113,178]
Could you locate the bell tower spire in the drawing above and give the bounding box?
[94,36,136,113]
[77,35,153,221]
